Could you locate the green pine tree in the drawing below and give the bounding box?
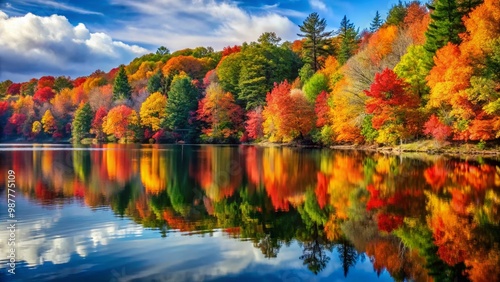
[113,65,132,100]
[423,0,465,55]
[53,76,73,93]
[72,102,93,142]
[147,69,171,95]
[338,15,359,65]
[386,0,407,26]
[337,239,358,278]
[370,11,383,32]
[458,0,483,14]
[165,76,199,131]
[298,12,334,72]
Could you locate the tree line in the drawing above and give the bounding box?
[0,0,498,145]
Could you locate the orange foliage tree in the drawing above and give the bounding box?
[36,76,55,90]
[403,1,430,45]
[263,81,315,142]
[102,105,139,140]
[196,83,244,141]
[162,55,204,79]
[366,25,399,65]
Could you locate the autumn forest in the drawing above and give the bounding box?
[0,0,499,146]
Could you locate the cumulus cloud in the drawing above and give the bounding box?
[106,0,299,52]
[0,11,149,82]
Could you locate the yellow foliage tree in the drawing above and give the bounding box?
[130,61,157,83]
[140,92,167,131]
[41,109,57,134]
[50,88,73,119]
[12,95,35,116]
[32,120,42,135]
[82,76,106,94]
[331,77,365,143]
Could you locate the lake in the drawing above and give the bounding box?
[0,144,499,282]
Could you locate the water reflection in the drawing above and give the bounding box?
[0,144,499,281]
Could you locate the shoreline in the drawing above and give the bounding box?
[1,139,499,158]
[254,140,500,159]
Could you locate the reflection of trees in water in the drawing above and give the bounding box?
[4,146,500,280]
[299,224,332,275]
[337,238,359,277]
[254,234,281,259]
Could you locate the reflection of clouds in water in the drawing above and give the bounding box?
[106,235,259,281]
[105,234,323,282]
[0,214,143,267]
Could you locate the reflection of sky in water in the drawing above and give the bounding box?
[0,193,392,282]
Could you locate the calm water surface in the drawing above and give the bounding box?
[0,144,499,282]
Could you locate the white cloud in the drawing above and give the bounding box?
[309,0,327,11]
[0,12,149,82]
[30,0,104,16]
[5,0,103,16]
[106,0,299,52]
[0,213,143,267]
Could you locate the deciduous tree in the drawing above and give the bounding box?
[33,87,55,104]
[303,73,329,103]
[53,76,74,93]
[394,45,432,98]
[102,105,139,140]
[0,80,13,96]
[32,120,42,136]
[6,83,21,96]
[263,81,315,142]
[41,109,57,134]
[365,68,421,144]
[6,113,27,135]
[36,76,55,90]
[196,83,244,142]
[140,92,167,132]
[162,55,204,79]
[245,106,264,140]
[423,114,452,141]
[91,107,107,141]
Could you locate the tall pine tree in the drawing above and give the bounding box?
[298,13,334,72]
[424,0,465,55]
[386,0,407,26]
[113,65,132,100]
[165,76,199,131]
[370,11,383,32]
[338,15,358,65]
[72,102,93,142]
[147,69,171,95]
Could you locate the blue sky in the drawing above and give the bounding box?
[0,0,401,82]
